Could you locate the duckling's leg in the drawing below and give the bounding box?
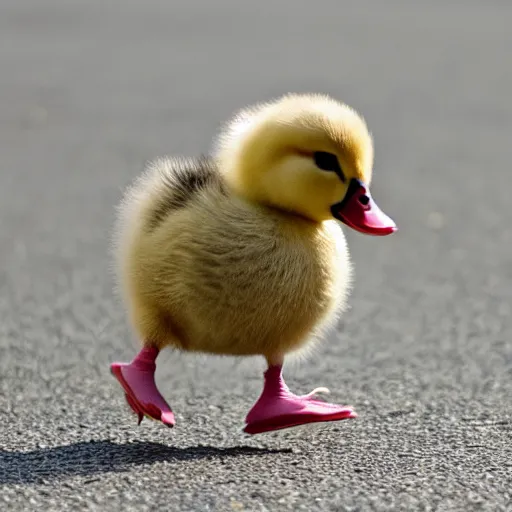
[110,345,175,427]
[244,357,356,435]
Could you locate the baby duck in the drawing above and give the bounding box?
[110,93,397,435]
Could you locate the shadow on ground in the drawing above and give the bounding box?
[0,440,291,485]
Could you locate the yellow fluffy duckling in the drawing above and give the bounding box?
[110,93,397,434]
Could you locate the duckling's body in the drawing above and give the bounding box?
[117,156,351,358]
[110,93,397,434]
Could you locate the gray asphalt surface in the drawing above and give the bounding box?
[1,1,511,510]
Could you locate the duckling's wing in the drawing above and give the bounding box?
[143,155,225,232]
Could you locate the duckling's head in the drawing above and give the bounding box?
[214,93,396,235]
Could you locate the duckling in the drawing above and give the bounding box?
[110,93,397,435]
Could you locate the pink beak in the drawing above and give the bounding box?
[331,179,397,236]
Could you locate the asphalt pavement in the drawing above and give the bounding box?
[0,1,511,510]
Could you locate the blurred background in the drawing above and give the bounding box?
[1,1,511,510]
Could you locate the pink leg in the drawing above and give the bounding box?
[244,364,356,435]
[110,346,175,427]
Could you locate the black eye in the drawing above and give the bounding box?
[313,151,345,180]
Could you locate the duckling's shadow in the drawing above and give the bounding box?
[0,440,291,485]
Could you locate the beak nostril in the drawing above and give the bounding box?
[358,195,370,206]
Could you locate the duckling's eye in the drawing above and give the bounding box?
[313,152,345,180]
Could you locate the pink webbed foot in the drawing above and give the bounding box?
[244,366,356,435]
[110,346,175,427]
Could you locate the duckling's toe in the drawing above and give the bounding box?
[124,392,145,425]
[111,359,175,428]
